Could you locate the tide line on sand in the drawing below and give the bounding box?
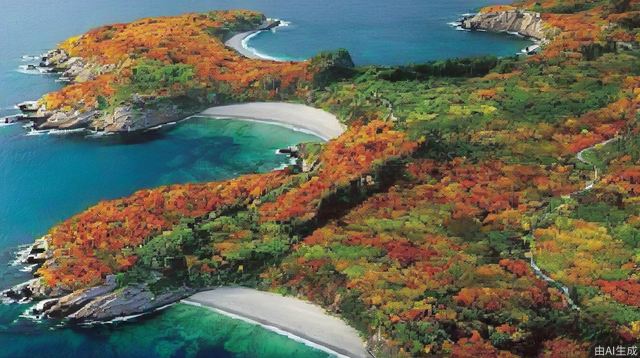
[182,301,351,358]
[240,32,284,61]
[225,19,292,61]
[199,102,345,141]
[183,287,370,358]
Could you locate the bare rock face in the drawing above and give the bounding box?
[463,10,546,40]
[39,112,70,128]
[43,276,119,318]
[51,55,111,83]
[97,103,186,132]
[67,284,191,321]
[60,57,86,79]
[2,278,68,302]
[12,274,192,322]
[37,110,97,130]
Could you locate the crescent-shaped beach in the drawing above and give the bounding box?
[184,287,370,358]
[225,31,265,60]
[201,102,346,141]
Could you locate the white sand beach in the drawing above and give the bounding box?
[200,102,345,141]
[183,287,370,358]
[225,31,263,59]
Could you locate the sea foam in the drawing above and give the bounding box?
[21,55,41,61]
[241,18,295,62]
[182,301,352,358]
[16,65,53,75]
[9,244,31,267]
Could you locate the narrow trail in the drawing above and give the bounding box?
[575,137,617,190]
[526,136,619,311]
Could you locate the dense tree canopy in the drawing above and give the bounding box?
[42,10,312,112]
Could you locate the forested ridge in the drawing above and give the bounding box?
[26,0,640,356]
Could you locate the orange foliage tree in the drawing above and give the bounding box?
[38,170,292,289]
[259,120,419,223]
[43,10,312,111]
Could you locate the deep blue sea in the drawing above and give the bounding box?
[0,0,528,357]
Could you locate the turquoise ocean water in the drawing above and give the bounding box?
[0,0,528,356]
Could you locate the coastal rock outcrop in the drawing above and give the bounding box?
[2,236,189,322]
[23,49,120,130]
[43,276,119,318]
[462,10,547,40]
[27,273,191,322]
[6,276,190,322]
[43,50,113,83]
[21,43,203,133]
[2,277,67,302]
[1,236,66,302]
[67,284,190,321]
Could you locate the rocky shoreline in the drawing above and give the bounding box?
[459,9,551,45]
[2,236,192,323]
[22,51,204,134]
[19,21,282,134]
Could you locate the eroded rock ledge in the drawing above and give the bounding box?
[2,237,190,322]
[462,10,547,41]
[4,276,190,322]
[28,49,203,133]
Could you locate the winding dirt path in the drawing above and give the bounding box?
[527,137,618,311]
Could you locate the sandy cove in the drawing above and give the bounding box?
[225,30,264,59]
[183,287,370,358]
[200,102,346,141]
[224,19,285,61]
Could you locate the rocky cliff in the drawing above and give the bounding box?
[2,237,191,322]
[28,49,202,133]
[462,10,547,41]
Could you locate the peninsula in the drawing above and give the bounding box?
[19,11,353,133]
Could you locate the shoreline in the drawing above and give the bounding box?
[226,30,265,59]
[183,287,370,358]
[181,302,352,358]
[200,102,345,141]
[7,5,544,351]
[448,12,541,55]
[225,19,289,61]
[19,102,344,141]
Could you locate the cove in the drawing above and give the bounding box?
[0,119,330,358]
[0,118,320,281]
